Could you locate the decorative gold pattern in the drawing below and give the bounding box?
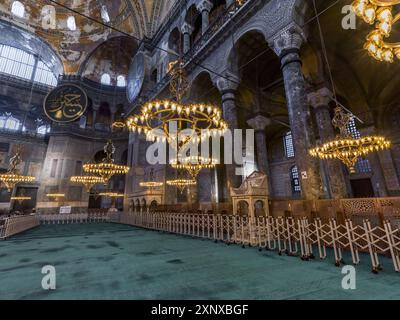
[120,61,228,147]
[43,84,88,123]
[83,140,130,182]
[70,176,105,192]
[352,0,400,62]
[0,148,35,192]
[170,155,218,179]
[166,179,196,194]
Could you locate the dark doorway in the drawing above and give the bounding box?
[89,194,102,209]
[12,187,38,213]
[350,179,375,198]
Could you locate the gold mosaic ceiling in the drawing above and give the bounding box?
[0,0,177,73]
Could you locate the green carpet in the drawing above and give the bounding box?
[0,223,399,300]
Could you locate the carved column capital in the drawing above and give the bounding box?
[197,0,213,13]
[269,25,305,59]
[215,72,240,95]
[92,102,100,112]
[307,88,332,110]
[181,22,194,35]
[247,115,272,132]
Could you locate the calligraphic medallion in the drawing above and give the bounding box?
[43,84,88,123]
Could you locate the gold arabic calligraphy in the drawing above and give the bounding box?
[47,89,85,121]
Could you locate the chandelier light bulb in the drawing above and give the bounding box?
[352,0,369,17]
[364,5,377,24]
[382,49,394,62]
[378,21,392,36]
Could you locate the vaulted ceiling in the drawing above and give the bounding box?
[0,0,177,73]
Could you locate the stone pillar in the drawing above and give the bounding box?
[370,153,389,197]
[270,28,322,200]
[92,102,100,130]
[181,23,194,54]
[110,105,117,127]
[197,0,213,35]
[216,74,242,197]
[308,88,348,199]
[247,115,272,196]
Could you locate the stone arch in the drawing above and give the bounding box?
[168,27,183,54]
[189,70,220,105]
[237,200,249,216]
[0,20,64,76]
[141,198,147,211]
[149,200,158,212]
[254,200,265,217]
[218,0,308,72]
[222,28,269,76]
[79,35,138,84]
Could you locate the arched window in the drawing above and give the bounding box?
[34,60,58,86]
[117,75,126,87]
[347,117,372,173]
[101,5,110,23]
[284,131,295,158]
[11,1,25,18]
[0,114,21,131]
[67,16,76,31]
[0,45,57,86]
[291,166,301,194]
[37,125,51,135]
[0,45,35,80]
[101,73,111,85]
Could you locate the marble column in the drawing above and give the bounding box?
[92,102,100,130]
[197,0,213,35]
[216,74,242,197]
[247,115,272,196]
[110,105,117,129]
[308,88,348,199]
[270,28,322,200]
[181,23,194,54]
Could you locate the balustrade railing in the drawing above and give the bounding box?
[39,212,110,225]
[0,215,40,239]
[136,0,252,108]
[182,0,251,63]
[112,212,400,274]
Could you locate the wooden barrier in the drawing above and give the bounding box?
[112,211,400,274]
[0,215,40,239]
[39,212,110,224]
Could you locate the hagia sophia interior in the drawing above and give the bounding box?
[0,0,400,301]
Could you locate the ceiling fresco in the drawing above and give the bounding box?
[0,0,177,74]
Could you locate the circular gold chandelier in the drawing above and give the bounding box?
[352,0,400,62]
[119,61,228,146]
[0,149,35,192]
[166,179,197,194]
[171,155,218,179]
[126,101,227,145]
[70,175,105,192]
[309,107,391,173]
[83,140,130,183]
